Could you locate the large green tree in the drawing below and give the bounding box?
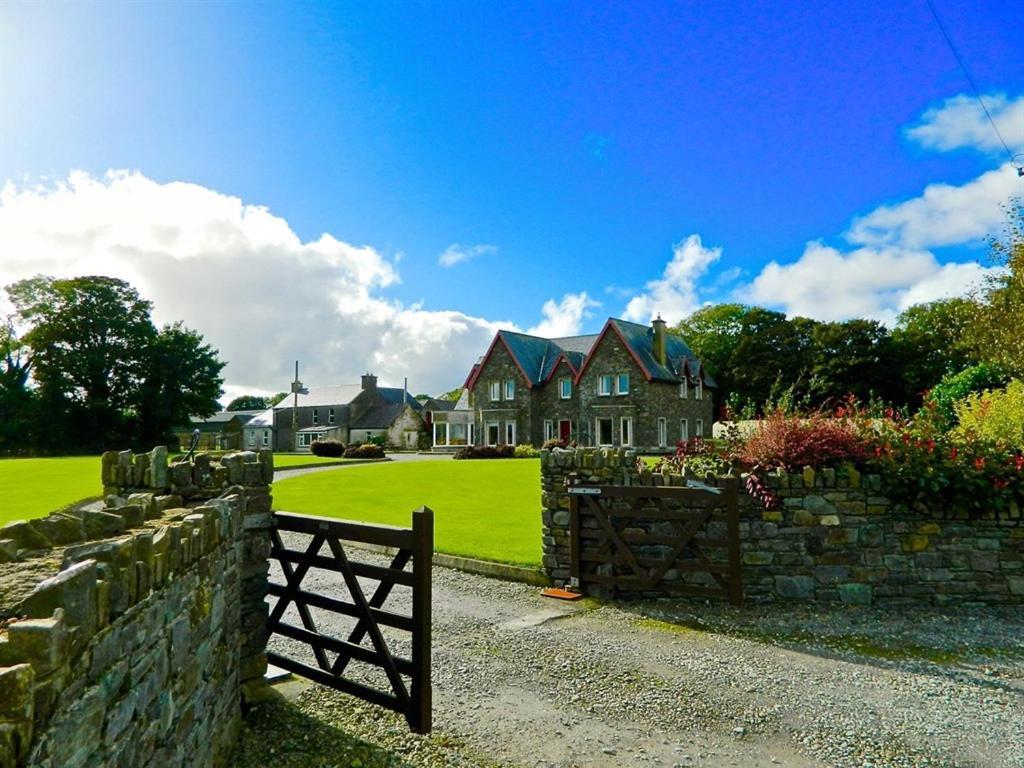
[808,319,899,404]
[0,319,35,453]
[891,297,979,403]
[972,200,1024,376]
[226,394,269,411]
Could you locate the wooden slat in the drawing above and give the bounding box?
[409,506,433,735]
[269,619,415,676]
[577,552,733,574]
[577,485,722,500]
[268,529,331,670]
[266,581,415,632]
[274,511,415,549]
[569,492,580,585]
[266,651,402,712]
[578,529,730,547]
[271,547,416,587]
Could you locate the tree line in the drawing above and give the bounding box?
[0,276,224,455]
[674,201,1023,417]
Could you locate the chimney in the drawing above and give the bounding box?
[652,314,667,366]
[403,376,408,404]
[361,372,378,393]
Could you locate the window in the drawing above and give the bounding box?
[262,430,270,447]
[598,375,613,396]
[696,380,703,400]
[679,380,689,399]
[328,408,335,425]
[298,433,317,447]
[696,419,704,437]
[505,421,516,446]
[543,420,554,442]
[620,417,632,447]
[505,379,515,400]
[615,373,629,395]
[596,417,613,446]
[680,419,689,441]
[489,382,501,402]
[247,432,257,447]
[658,418,667,448]
[559,378,572,399]
[312,408,319,424]
[485,421,500,446]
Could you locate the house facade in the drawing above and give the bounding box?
[463,317,715,451]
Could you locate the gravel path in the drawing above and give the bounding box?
[235,538,1024,768]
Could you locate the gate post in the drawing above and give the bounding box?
[724,477,743,606]
[409,505,434,733]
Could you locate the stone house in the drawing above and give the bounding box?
[463,317,715,451]
[255,374,427,452]
[175,410,263,451]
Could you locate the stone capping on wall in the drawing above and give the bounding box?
[0,447,275,768]
[540,447,1024,606]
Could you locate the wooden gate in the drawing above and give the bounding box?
[568,478,742,605]
[266,507,433,733]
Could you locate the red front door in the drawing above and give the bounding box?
[559,420,572,440]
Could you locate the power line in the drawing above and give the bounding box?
[923,0,1021,174]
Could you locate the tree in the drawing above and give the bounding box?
[807,319,899,404]
[726,308,816,412]
[8,276,156,451]
[226,394,269,411]
[891,298,978,403]
[267,392,289,407]
[0,319,35,453]
[972,199,1024,376]
[438,387,464,402]
[673,304,750,405]
[136,322,224,446]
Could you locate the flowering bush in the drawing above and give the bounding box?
[738,406,872,471]
[951,380,1024,450]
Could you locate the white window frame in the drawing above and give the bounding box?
[328,408,335,425]
[598,375,613,396]
[505,379,515,400]
[696,419,704,437]
[620,417,633,447]
[680,419,689,441]
[543,420,554,442]
[485,421,500,446]
[679,380,689,399]
[312,408,319,424]
[696,380,703,400]
[596,417,613,446]
[615,373,629,395]
[247,431,257,447]
[489,382,501,402]
[262,430,270,447]
[505,421,516,446]
[658,417,667,448]
[559,378,572,399]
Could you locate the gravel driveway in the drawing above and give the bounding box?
[234,537,1024,768]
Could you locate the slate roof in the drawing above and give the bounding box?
[244,408,276,428]
[184,410,261,432]
[276,384,362,409]
[374,387,424,411]
[351,403,411,429]
[471,318,715,390]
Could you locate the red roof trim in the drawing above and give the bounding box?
[573,320,654,385]
[465,331,536,391]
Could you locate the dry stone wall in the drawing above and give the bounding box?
[0,447,274,768]
[541,447,1024,606]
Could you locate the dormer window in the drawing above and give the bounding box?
[559,378,572,399]
[598,375,613,396]
[679,380,689,399]
[615,373,629,395]
[696,380,703,400]
[489,381,501,401]
[505,379,515,400]
[312,408,319,424]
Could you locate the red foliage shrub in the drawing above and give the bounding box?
[739,409,871,471]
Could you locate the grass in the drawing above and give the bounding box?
[0,456,103,526]
[273,459,542,566]
[271,454,363,469]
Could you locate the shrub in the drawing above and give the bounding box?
[343,443,385,459]
[310,439,345,457]
[513,444,540,459]
[739,408,871,471]
[951,379,1024,450]
[452,444,515,460]
[930,363,1010,427]
[542,438,568,450]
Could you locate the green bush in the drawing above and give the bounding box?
[452,445,514,460]
[929,363,1010,427]
[310,439,345,457]
[513,444,540,459]
[952,380,1024,450]
[343,443,385,459]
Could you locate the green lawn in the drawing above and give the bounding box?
[271,454,363,468]
[273,459,542,566]
[0,457,103,526]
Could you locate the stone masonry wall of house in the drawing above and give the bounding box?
[576,334,714,450]
[0,447,274,768]
[472,342,534,445]
[540,447,1024,605]
[535,359,581,442]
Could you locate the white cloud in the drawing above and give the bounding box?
[740,241,997,324]
[906,92,1024,154]
[621,235,721,324]
[846,163,1021,249]
[527,292,600,338]
[438,242,498,268]
[0,171,519,396]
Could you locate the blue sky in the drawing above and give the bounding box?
[1,1,1022,396]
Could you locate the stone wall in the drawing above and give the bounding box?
[0,447,274,767]
[541,448,1024,606]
